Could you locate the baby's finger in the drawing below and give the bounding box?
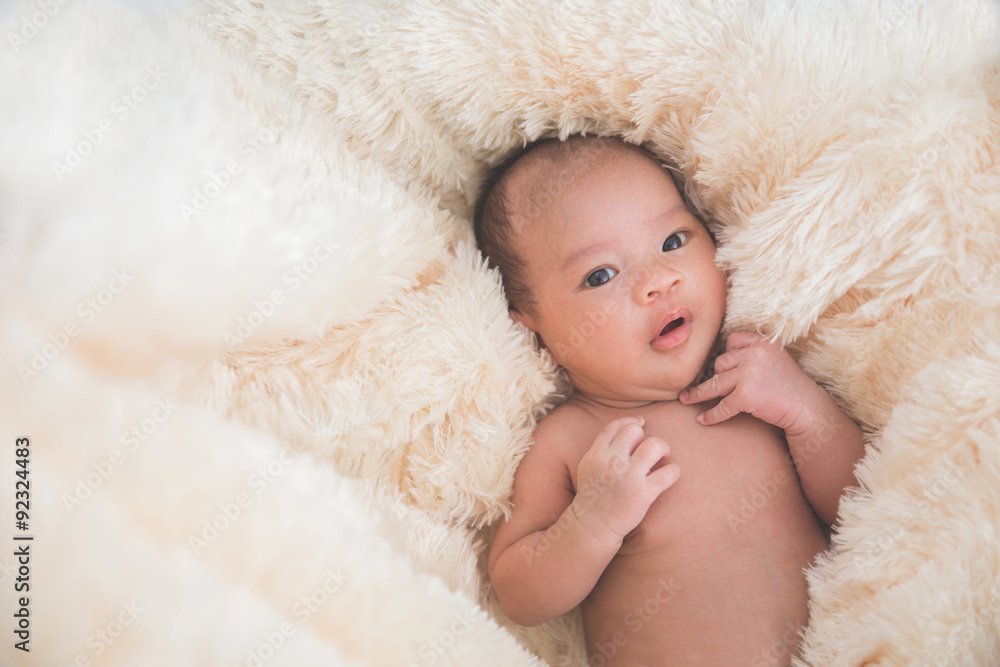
[725,331,766,351]
[593,416,645,448]
[646,462,681,495]
[679,370,737,405]
[696,396,740,425]
[630,437,670,471]
[712,350,742,375]
[607,421,647,456]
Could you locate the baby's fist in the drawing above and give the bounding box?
[573,417,680,546]
[679,331,816,431]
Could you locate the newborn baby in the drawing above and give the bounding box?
[477,136,865,666]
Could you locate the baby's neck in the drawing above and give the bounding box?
[567,388,673,412]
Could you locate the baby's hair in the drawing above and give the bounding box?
[473,135,675,315]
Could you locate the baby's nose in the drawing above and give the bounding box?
[634,260,681,302]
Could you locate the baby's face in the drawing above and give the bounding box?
[511,154,727,407]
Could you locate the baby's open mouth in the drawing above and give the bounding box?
[659,317,685,337]
[652,309,692,350]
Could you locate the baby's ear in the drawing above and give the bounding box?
[509,307,538,333]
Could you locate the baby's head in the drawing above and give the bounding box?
[475,136,727,405]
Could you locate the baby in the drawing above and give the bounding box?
[477,136,866,666]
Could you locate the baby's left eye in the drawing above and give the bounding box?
[662,231,689,252]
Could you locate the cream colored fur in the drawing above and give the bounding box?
[1,0,998,665]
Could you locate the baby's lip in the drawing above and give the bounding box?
[651,309,691,350]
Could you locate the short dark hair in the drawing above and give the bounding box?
[473,135,668,315]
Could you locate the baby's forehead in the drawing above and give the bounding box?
[504,141,629,227]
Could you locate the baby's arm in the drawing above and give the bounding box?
[680,331,865,526]
[488,414,679,627]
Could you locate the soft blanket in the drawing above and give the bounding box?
[1,0,998,665]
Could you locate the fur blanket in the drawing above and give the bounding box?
[2,0,999,664]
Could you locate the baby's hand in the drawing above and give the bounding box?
[679,331,816,432]
[572,417,680,546]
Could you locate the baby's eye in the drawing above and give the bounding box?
[662,231,689,252]
[585,267,617,287]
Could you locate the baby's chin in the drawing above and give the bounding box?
[562,352,715,407]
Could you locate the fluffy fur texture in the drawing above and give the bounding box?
[1,0,998,665]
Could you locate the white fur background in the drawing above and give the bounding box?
[1,0,998,665]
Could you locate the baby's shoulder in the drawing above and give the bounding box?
[530,399,604,457]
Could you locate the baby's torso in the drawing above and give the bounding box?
[562,397,828,666]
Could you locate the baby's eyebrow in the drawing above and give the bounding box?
[560,241,612,272]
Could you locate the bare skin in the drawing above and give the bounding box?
[489,338,861,665]
[484,139,865,665]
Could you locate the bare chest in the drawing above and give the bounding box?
[566,400,800,553]
[565,400,827,665]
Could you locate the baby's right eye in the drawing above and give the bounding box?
[585,267,617,287]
